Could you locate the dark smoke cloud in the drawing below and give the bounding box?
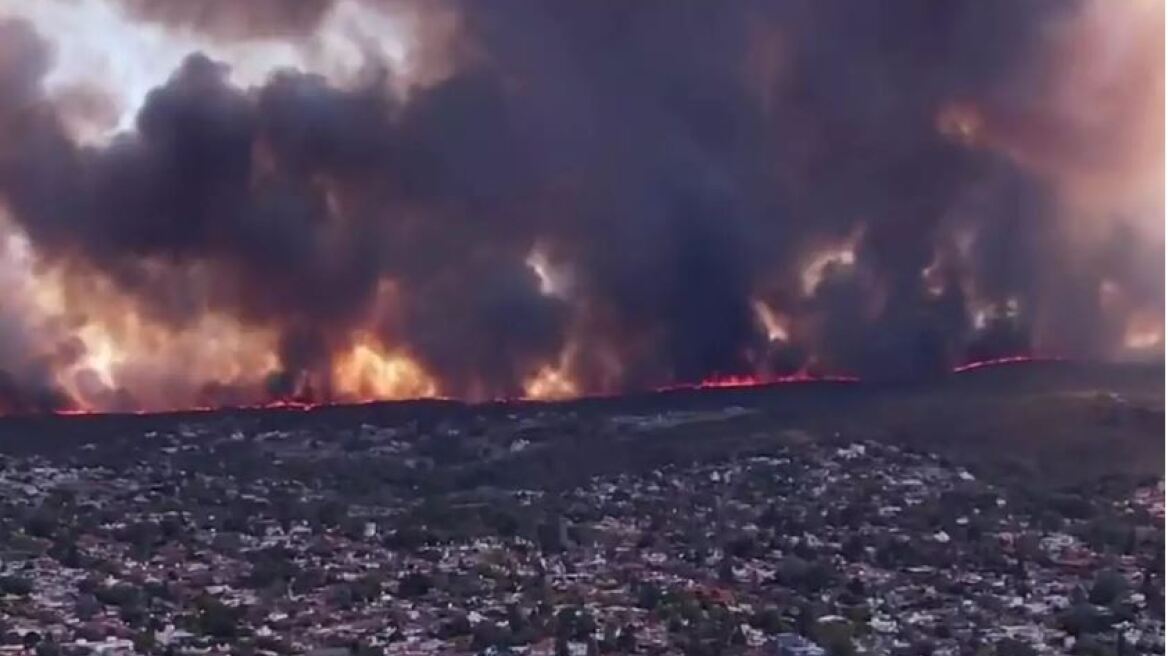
[391,255,568,399]
[443,0,1089,382]
[0,323,76,414]
[0,0,1160,407]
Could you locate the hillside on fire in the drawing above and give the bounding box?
[0,2,1162,655]
[0,0,1161,413]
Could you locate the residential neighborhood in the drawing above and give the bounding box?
[0,400,1160,656]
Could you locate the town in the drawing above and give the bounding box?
[0,380,1162,656]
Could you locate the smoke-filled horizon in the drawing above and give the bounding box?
[0,0,1162,412]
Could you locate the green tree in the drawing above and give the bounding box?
[132,630,156,654]
[398,572,432,598]
[995,638,1038,656]
[1088,570,1128,606]
[194,596,243,640]
[0,576,32,596]
[1058,603,1109,637]
[616,625,637,652]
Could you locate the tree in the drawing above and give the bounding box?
[75,594,100,620]
[506,604,529,635]
[489,509,521,537]
[329,584,355,610]
[814,618,855,656]
[94,583,141,608]
[1141,569,1163,614]
[718,557,735,584]
[829,640,857,656]
[291,567,326,595]
[725,534,757,559]
[132,630,156,654]
[796,603,818,637]
[840,535,866,562]
[350,574,382,604]
[23,509,57,539]
[636,583,662,610]
[1058,603,1109,637]
[615,625,637,653]
[749,607,784,634]
[1088,570,1128,606]
[0,576,32,596]
[470,621,510,651]
[119,602,147,627]
[995,638,1037,656]
[1070,635,1117,656]
[537,516,569,553]
[316,499,349,528]
[48,538,84,568]
[354,640,384,656]
[398,572,432,598]
[601,624,617,651]
[437,613,471,639]
[195,596,243,640]
[1115,630,1129,656]
[730,625,747,647]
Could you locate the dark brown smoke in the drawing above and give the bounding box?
[0,0,1160,409]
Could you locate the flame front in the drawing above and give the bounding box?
[0,0,1157,414]
[332,338,438,401]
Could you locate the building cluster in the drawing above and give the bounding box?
[0,406,1160,655]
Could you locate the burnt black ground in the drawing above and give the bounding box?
[0,361,1159,492]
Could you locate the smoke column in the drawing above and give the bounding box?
[0,0,1161,410]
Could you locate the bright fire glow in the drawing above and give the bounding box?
[752,299,790,342]
[332,337,438,400]
[659,369,860,392]
[525,245,573,299]
[800,235,859,297]
[951,355,1063,373]
[0,1,1155,417]
[38,264,287,410]
[971,297,1021,330]
[1123,312,1164,352]
[523,363,578,400]
[920,256,947,297]
[1125,329,1163,351]
[74,324,120,389]
[936,103,984,146]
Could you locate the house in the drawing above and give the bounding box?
[770,633,826,656]
[306,648,352,656]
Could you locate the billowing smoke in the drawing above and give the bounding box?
[114,0,337,39]
[0,0,1160,410]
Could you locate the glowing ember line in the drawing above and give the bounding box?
[951,355,1065,373]
[47,397,422,419]
[657,371,861,393]
[21,355,1078,419]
